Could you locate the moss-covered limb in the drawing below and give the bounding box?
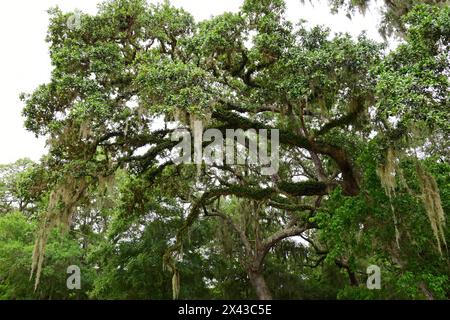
[315,95,369,137]
[222,184,277,200]
[99,129,172,151]
[212,109,268,130]
[259,221,311,268]
[95,131,124,145]
[268,195,315,212]
[315,109,361,137]
[212,108,360,195]
[239,60,276,89]
[278,181,329,197]
[212,109,313,149]
[222,100,282,114]
[143,161,174,181]
[118,139,177,169]
[202,181,330,202]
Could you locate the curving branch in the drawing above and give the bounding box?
[212,108,360,195]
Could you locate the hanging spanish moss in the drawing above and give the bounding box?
[97,173,117,209]
[98,173,116,195]
[190,115,203,177]
[377,147,447,255]
[30,177,88,290]
[377,147,401,248]
[174,108,212,177]
[377,147,398,198]
[172,269,180,300]
[163,247,183,300]
[416,163,447,255]
[79,121,92,140]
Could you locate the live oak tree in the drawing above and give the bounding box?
[20,0,449,299]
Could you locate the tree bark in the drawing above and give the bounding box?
[248,270,272,300]
[419,281,434,300]
[335,259,359,286]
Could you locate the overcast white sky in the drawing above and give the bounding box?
[0,0,383,165]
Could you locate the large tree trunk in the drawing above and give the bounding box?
[248,270,272,300]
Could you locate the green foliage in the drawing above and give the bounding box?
[0,212,92,299]
[3,0,448,300]
[0,159,41,217]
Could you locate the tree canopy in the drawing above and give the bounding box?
[0,0,448,300]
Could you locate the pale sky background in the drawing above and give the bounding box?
[0,0,383,165]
